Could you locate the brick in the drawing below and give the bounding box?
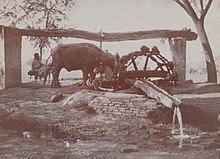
[112,112,122,115]
[137,114,148,117]
[118,107,126,110]
[114,104,121,107]
[118,109,126,113]
[133,110,140,114]
[108,107,115,111]
[128,104,136,108]
[101,108,108,111]
[119,104,129,108]
[130,108,139,111]
[113,109,120,112]
[113,101,123,105]
[108,103,114,106]
[139,112,147,116]
[103,103,109,106]
[125,110,132,113]
[102,111,109,114]
[124,113,134,116]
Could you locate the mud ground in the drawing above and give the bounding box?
[0,80,220,159]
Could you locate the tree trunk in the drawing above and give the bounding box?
[194,21,217,83]
[39,46,43,62]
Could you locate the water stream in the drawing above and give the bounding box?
[172,105,187,148]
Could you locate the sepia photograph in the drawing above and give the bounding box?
[0,0,220,158]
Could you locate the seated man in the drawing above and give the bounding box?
[28,53,45,80]
[32,53,44,70]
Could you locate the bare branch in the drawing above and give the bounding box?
[182,0,199,21]
[201,0,213,21]
[174,0,199,21]
[200,0,204,10]
[174,0,188,12]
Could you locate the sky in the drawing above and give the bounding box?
[67,0,220,56]
[48,0,219,62]
[70,0,190,31]
[17,0,220,82]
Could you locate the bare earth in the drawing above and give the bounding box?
[0,80,220,159]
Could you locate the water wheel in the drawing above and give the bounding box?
[117,46,177,85]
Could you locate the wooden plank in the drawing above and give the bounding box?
[133,80,182,109]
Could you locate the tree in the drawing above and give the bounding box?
[174,0,217,83]
[0,0,75,60]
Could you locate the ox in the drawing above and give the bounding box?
[50,43,116,88]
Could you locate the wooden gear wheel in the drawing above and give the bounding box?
[116,46,177,85]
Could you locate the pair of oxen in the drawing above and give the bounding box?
[29,43,118,88]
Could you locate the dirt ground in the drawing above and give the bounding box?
[0,80,220,159]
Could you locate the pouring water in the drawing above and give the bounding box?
[172,106,183,136]
[172,105,189,148]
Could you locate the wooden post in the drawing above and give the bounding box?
[100,29,104,49]
[0,26,22,89]
[169,38,186,81]
[0,27,5,90]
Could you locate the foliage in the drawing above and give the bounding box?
[0,0,75,59]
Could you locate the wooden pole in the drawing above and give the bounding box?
[100,29,104,49]
[18,27,197,42]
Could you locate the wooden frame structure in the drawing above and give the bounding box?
[0,25,197,90]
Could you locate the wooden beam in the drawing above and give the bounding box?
[131,56,138,70]
[18,27,197,42]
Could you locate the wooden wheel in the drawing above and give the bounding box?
[117,47,176,84]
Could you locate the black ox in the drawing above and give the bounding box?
[48,43,116,88]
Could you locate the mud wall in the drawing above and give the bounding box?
[0,27,22,89]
